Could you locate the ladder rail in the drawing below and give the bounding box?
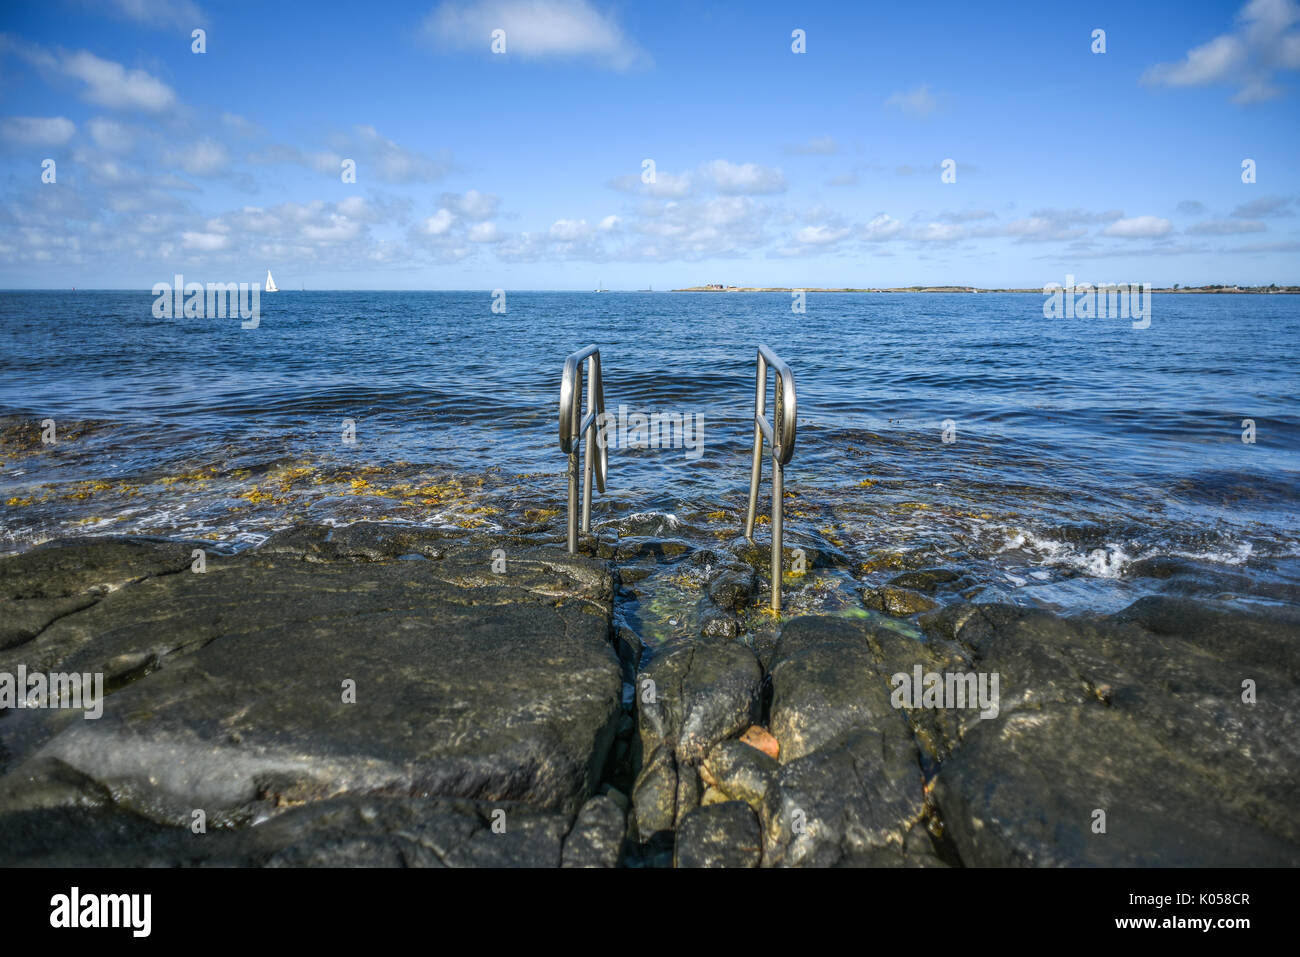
[743,344,797,610]
[559,345,608,552]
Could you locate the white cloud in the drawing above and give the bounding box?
[348,125,453,183]
[423,209,455,234]
[181,230,228,251]
[1146,34,1245,87]
[609,169,693,198]
[1030,207,1124,225]
[440,189,499,220]
[425,0,649,70]
[86,117,137,151]
[1101,216,1173,238]
[0,115,75,145]
[285,127,453,183]
[885,84,937,116]
[0,184,421,276]
[336,196,390,221]
[629,196,769,257]
[703,159,786,195]
[939,209,997,223]
[861,214,903,241]
[468,221,503,242]
[795,225,850,245]
[165,139,230,176]
[1141,0,1300,103]
[302,215,362,242]
[549,218,592,241]
[598,214,621,230]
[907,222,965,242]
[60,50,179,112]
[978,216,1086,242]
[109,0,205,29]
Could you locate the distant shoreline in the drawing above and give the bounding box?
[671,285,1300,294]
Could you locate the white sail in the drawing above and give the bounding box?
[265,270,278,293]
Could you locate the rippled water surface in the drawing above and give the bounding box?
[2,290,1297,623]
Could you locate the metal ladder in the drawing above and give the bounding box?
[559,345,608,553]
[743,345,797,611]
[557,343,797,612]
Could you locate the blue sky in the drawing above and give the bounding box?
[1,0,1297,288]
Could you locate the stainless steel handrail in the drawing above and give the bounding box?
[559,345,608,552]
[743,344,797,610]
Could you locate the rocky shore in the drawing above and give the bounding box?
[1,523,1297,867]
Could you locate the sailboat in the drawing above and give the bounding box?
[265,270,278,293]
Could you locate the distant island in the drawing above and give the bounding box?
[672,284,1299,294]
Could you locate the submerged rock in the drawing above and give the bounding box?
[862,585,939,616]
[887,568,962,593]
[706,566,756,612]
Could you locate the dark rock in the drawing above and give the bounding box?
[0,791,571,867]
[0,526,623,865]
[617,566,655,585]
[631,746,676,841]
[706,566,756,612]
[674,765,700,826]
[1121,555,1189,580]
[0,537,194,653]
[888,568,961,593]
[766,725,926,867]
[616,539,692,562]
[764,617,931,866]
[700,613,738,639]
[562,794,626,868]
[674,801,761,868]
[637,638,762,767]
[862,585,938,616]
[258,797,570,868]
[735,539,848,574]
[599,784,629,811]
[931,596,1300,866]
[258,522,444,562]
[702,739,780,828]
[613,624,644,672]
[917,602,983,643]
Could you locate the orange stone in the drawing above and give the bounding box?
[740,725,779,760]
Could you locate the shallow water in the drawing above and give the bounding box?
[2,290,1297,626]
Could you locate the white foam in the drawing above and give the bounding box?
[997,527,1262,579]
